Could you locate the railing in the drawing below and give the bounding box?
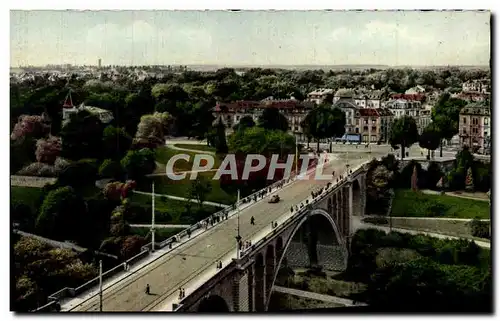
[36,159,321,311]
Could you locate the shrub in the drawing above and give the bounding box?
[426,162,444,189]
[469,219,490,239]
[447,166,465,191]
[99,159,124,179]
[58,159,99,187]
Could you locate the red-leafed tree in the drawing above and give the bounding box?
[120,235,147,259]
[35,136,62,164]
[11,115,50,142]
[465,167,474,192]
[103,180,137,201]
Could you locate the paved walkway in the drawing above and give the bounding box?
[146,169,218,177]
[130,224,191,229]
[10,175,57,188]
[273,286,366,307]
[357,221,490,249]
[166,142,215,155]
[132,190,229,208]
[421,189,489,202]
[365,215,490,222]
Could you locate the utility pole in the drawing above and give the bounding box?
[151,182,156,252]
[99,260,103,312]
[236,189,241,259]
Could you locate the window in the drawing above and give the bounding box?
[355,119,359,125]
[372,119,376,124]
[355,127,359,133]
[485,118,489,125]
[372,126,376,132]
[463,117,466,124]
[364,119,368,125]
[363,126,368,131]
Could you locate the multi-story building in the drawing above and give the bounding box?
[386,97,423,119]
[212,97,315,139]
[307,88,334,105]
[352,108,394,143]
[453,92,489,103]
[333,88,382,108]
[462,79,490,94]
[416,109,432,134]
[405,85,426,95]
[353,91,383,108]
[458,102,491,154]
[333,99,358,135]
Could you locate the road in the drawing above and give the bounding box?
[68,152,380,312]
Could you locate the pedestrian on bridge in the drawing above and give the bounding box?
[250,216,255,225]
[145,284,150,295]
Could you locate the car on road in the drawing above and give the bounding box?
[268,195,281,204]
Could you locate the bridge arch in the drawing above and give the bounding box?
[254,253,265,311]
[265,208,348,310]
[197,294,230,312]
[351,178,362,216]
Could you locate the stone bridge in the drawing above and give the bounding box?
[175,167,366,312]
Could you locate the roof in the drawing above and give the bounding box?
[357,108,379,117]
[333,99,357,109]
[459,103,490,116]
[390,93,426,101]
[334,88,355,98]
[308,88,334,96]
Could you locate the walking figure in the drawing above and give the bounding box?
[145,284,150,295]
[250,216,255,225]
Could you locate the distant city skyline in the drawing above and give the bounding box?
[10,10,491,67]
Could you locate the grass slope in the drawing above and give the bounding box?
[391,189,490,219]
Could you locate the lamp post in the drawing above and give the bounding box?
[151,182,156,252]
[235,190,241,259]
[99,260,103,312]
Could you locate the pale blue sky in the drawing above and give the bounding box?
[10,10,490,66]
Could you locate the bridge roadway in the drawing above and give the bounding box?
[71,148,449,312]
[68,152,380,312]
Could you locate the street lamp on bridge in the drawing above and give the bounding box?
[235,189,241,259]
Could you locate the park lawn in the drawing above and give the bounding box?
[391,189,491,219]
[11,186,43,212]
[155,146,223,172]
[128,192,220,224]
[148,171,236,205]
[174,143,216,153]
[130,226,185,242]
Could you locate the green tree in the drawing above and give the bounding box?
[98,159,124,180]
[189,176,213,207]
[120,148,156,180]
[213,118,229,153]
[433,115,458,157]
[389,116,419,159]
[102,125,132,160]
[258,108,289,132]
[60,110,104,160]
[233,115,256,132]
[36,186,86,241]
[301,105,346,151]
[419,124,441,159]
[57,159,99,188]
